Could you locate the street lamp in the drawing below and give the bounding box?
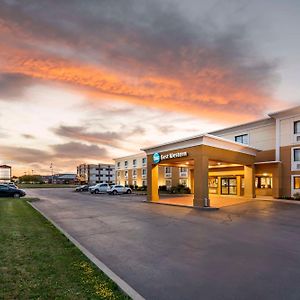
[50,163,54,184]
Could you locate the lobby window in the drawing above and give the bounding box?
[255,176,272,189]
[294,149,300,162]
[294,121,300,134]
[235,134,249,145]
[294,177,300,189]
[142,180,147,187]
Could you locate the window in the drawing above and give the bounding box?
[180,167,187,172]
[179,179,187,187]
[125,170,128,178]
[142,168,146,175]
[133,169,137,176]
[117,162,120,168]
[117,171,120,177]
[142,180,147,187]
[133,159,137,167]
[294,177,300,189]
[294,149,300,162]
[255,176,273,189]
[142,158,146,165]
[294,121,300,134]
[165,167,171,174]
[235,134,249,145]
[124,161,128,167]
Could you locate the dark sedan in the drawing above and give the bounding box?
[75,185,90,192]
[0,184,26,198]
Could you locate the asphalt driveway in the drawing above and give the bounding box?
[27,188,300,300]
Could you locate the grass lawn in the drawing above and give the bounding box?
[0,198,130,300]
[18,184,77,189]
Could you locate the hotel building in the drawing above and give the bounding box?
[115,105,300,206]
[140,105,300,207]
[114,153,192,189]
[77,163,115,185]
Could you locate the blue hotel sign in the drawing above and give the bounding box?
[152,151,188,164]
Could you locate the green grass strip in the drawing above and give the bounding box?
[0,198,130,300]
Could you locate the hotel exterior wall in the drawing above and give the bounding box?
[212,120,276,151]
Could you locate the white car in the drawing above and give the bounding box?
[107,185,132,195]
[89,183,110,194]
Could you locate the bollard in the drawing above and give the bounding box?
[204,197,210,207]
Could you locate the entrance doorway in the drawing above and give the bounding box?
[221,177,237,195]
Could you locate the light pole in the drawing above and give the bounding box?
[50,163,54,184]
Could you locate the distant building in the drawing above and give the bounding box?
[0,165,12,183]
[41,173,78,184]
[77,163,115,185]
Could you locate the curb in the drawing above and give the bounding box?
[142,200,219,210]
[27,201,145,300]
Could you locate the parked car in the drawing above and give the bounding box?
[3,182,18,188]
[0,184,26,198]
[89,183,110,194]
[75,185,89,192]
[107,185,132,195]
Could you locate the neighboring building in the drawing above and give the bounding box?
[141,105,300,206]
[0,165,12,183]
[41,173,78,184]
[77,164,115,185]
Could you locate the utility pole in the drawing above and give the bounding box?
[50,163,54,184]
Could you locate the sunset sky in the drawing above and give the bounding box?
[0,0,299,176]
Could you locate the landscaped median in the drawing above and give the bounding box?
[0,197,130,300]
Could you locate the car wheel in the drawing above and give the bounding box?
[13,193,20,198]
[95,189,100,194]
[112,190,118,195]
[126,189,132,194]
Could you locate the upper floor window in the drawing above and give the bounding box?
[142,168,147,175]
[294,148,300,162]
[133,169,137,176]
[294,121,300,134]
[235,134,249,145]
[142,158,146,164]
[133,159,137,166]
[117,162,120,168]
[180,167,187,172]
[165,167,172,174]
[124,160,128,167]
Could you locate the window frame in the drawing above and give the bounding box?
[234,133,249,145]
[294,121,300,134]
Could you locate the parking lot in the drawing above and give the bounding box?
[27,188,300,300]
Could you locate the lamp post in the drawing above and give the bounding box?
[50,163,54,184]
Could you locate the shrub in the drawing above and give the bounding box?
[293,193,300,200]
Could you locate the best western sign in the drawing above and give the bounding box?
[152,151,188,164]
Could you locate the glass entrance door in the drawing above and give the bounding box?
[221,178,237,195]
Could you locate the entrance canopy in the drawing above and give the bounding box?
[141,134,260,208]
